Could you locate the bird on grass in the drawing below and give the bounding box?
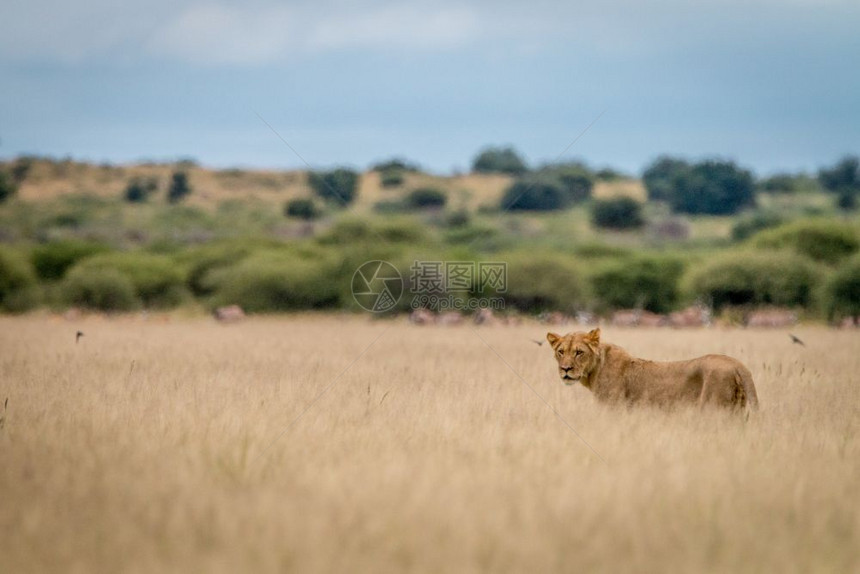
[76,331,84,343]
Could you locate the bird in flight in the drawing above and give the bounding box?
[789,333,805,346]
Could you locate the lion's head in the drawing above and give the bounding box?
[546,328,601,385]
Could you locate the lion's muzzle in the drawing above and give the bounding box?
[561,371,580,385]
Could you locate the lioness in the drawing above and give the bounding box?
[547,328,758,410]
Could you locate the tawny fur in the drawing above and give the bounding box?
[547,329,759,410]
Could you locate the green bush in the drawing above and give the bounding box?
[124,176,158,203]
[730,211,786,242]
[668,160,756,215]
[10,157,34,184]
[443,223,500,247]
[175,241,270,297]
[819,156,860,210]
[284,198,321,220]
[0,248,40,312]
[376,220,426,243]
[590,256,684,313]
[751,220,859,265]
[539,163,594,203]
[595,167,626,182]
[757,173,819,194]
[151,205,214,235]
[308,168,359,205]
[837,190,857,210]
[472,146,528,175]
[822,254,860,319]
[320,217,425,245]
[497,252,586,312]
[379,169,405,188]
[371,158,420,173]
[0,171,18,203]
[68,252,188,308]
[175,157,198,169]
[167,171,192,203]
[45,194,115,231]
[209,249,341,312]
[445,210,470,227]
[320,218,375,244]
[500,176,568,211]
[372,200,407,214]
[572,243,631,260]
[643,156,690,202]
[406,188,447,209]
[818,156,859,206]
[63,266,139,311]
[31,240,111,281]
[499,165,592,212]
[685,251,821,310]
[212,200,281,233]
[591,197,645,229]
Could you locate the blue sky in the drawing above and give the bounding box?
[1,0,858,175]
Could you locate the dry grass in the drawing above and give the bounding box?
[593,179,647,201]
[355,171,513,213]
[1,315,858,573]
[17,162,309,208]
[13,160,514,212]
[13,159,644,213]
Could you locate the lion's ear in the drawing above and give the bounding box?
[585,328,601,347]
[546,332,561,347]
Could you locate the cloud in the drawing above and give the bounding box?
[1,0,857,66]
[145,2,480,65]
[0,0,166,64]
[147,3,295,65]
[307,4,479,52]
[0,0,481,66]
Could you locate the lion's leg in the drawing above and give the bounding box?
[698,370,736,409]
[697,383,714,409]
[700,369,749,411]
[695,371,715,408]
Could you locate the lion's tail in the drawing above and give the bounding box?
[736,366,759,412]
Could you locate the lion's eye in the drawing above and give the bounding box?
[557,349,563,357]
[575,349,583,356]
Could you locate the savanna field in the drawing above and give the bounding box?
[1,314,858,573]
[4,1,860,572]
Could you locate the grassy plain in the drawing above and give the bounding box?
[1,314,858,572]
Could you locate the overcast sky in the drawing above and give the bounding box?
[1,0,858,175]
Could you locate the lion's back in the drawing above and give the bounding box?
[692,354,757,408]
[621,352,755,408]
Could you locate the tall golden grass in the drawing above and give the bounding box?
[1,315,858,572]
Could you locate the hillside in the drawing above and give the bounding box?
[1,156,859,322]
[8,157,643,212]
